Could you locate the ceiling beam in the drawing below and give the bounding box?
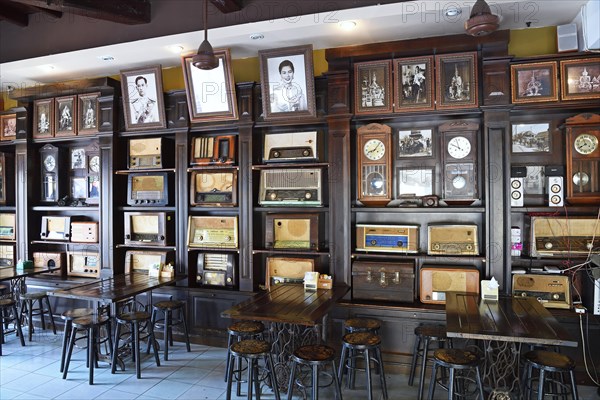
[9,0,151,24]
[209,0,242,14]
[0,1,29,26]
[32,5,62,19]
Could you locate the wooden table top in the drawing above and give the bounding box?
[446,292,577,347]
[49,273,178,303]
[222,284,350,326]
[0,266,60,282]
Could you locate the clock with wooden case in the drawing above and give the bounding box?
[565,113,600,205]
[40,144,63,203]
[357,123,392,206]
[440,121,478,205]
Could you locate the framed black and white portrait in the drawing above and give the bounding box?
[355,60,392,115]
[182,48,238,123]
[55,95,76,136]
[259,44,316,120]
[524,166,545,195]
[78,92,100,135]
[512,123,551,153]
[33,98,54,138]
[397,167,434,197]
[120,65,166,131]
[71,148,86,170]
[435,52,478,110]
[394,56,434,112]
[397,129,433,158]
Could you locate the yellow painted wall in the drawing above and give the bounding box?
[509,26,557,57]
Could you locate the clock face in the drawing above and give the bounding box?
[363,138,386,161]
[447,136,471,159]
[452,175,467,189]
[44,155,56,172]
[89,155,100,173]
[574,133,598,155]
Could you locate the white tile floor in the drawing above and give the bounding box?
[1,328,598,400]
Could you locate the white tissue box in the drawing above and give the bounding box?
[481,280,499,301]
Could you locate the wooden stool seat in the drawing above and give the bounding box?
[432,348,479,368]
[427,349,484,400]
[230,338,270,357]
[288,344,342,400]
[0,298,15,307]
[524,350,576,371]
[61,308,94,321]
[342,332,381,348]
[148,300,191,361]
[415,324,447,340]
[59,308,94,373]
[292,344,335,364]
[115,311,150,323]
[19,291,56,341]
[409,323,451,400]
[112,310,160,379]
[522,350,578,400]
[344,318,381,333]
[0,298,25,355]
[228,320,265,335]
[20,292,47,300]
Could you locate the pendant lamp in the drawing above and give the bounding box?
[192,0,219,70]
[465,0,499,36]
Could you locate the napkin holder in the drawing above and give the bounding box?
[481,278,499,301]
[304,271,319,291]
[16,259,34,270]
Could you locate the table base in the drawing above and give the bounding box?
[479,340,523,400]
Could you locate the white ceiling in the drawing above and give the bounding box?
[0,0,590,90]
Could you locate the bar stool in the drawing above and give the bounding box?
[111,310,160,379]
[343,317,381,334]
[59,308,94,372]
[408,323,452,400]
[426,348,485,400]
[147,300,191,361]
[288,344,342,400]
[225,339,280,400]
[224,320,265,382]
[19,291,57,341]
[338,332,387,400]
[522,350,579,400]
[62,314,112,385]
[0,298,25,355]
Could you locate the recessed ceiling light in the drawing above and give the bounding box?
[98,55,115,62]
[250,33,264,40]
[338,20,357,31]
[445,7,462,17]
[169,45,185,54]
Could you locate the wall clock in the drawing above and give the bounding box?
[40,144,63,203]
[440,121,479,205]
[357,123,392,206]
[565,113,600,205]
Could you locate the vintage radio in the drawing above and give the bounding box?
[40,216,71,241]
[355,224,419,253]
[196,253,236,287]
[128,137,164,169]
[352,261,415,303]
[263,131,318,163]
[0,213,15,240]
[512,274,571,309]
[265,257,315,289]
[0,244,15,267]
[70,221,98,243]
[420,266,480,304]
[191,135,236,166]
[127,172,170,206]
[427,224,479,255]
[529,216,600,257]
[33,252,65,272]
[124,212,174,246]
[259,168,323,206]
[67,251,100,278]
[190,170,237,206]
[125,250,170,274]
[187,215,238,249]
[265,213,320,250]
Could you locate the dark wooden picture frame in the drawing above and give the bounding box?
[55,95,77,137]
[560,58,600,101]
[78,92,100,135]
[397,128,433,158]
[511,122,551,154]
[511,61,558,104]
[435,52,478,110]
[33,98,54,138]
[355,59,393,115]
[182,48,238,123]
[120,64,166,131]
[394,56,434,112]
[0,114,17,141]
[259,44,316,120]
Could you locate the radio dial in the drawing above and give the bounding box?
[269,192,277,200]
[520,292,527,297]
[125,234,131,239]
[552,293,560,300]
[304,192,312,200]
[544,242,553,249]
[302,149,310,157]
[159,235,165,240]
[227,277,232,283]
[433,243,440,250]
[225,236,231,242]
[466,244,473,251]
[273,151,280,158]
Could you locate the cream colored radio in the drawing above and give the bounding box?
[427,224,479,255]
[187,216,238,249]
[67,251,100,278]
[265,257,315,288]
[356,224,419,253]
[33,252,65,271]
[129,137,163,169]
[0,244,15,267]
[0,213,15,240]
[512,274,571,309]
[420,266,480,304]
[70,221,98,243]
[529,216,600,257]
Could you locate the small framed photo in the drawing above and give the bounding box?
[259,44,316,120]
[435,52,478,110]
[33,98,54,138]
[354,59,393,115]
[78,92,100,135]
[512,123,551,153]
[397,167,434,197]
[0,114,17,141]
[71,177,87,200]
[394,56,434,112]
[524,166,545,195]
[55,95,76,136]
[560,58,600,101]
[182,48,238,123]
[510,61,558,104]
[71,148,86,170]
[120,64,166,131]
[88,176,100,202]
[397,129,433,158]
